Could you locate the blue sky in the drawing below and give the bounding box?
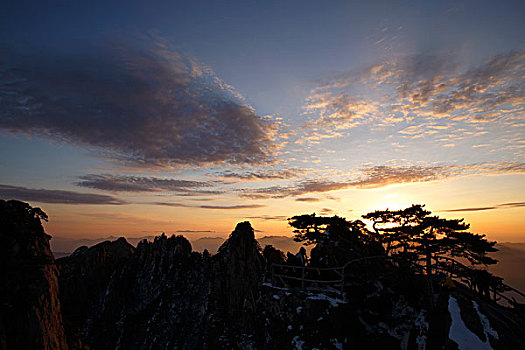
[1,0,524,241]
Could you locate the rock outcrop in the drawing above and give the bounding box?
[56,222,263,349]
[0,200,68,350]
[206,221,263,347]
[56,237,135,349]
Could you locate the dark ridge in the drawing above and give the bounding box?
[2,200,525,349]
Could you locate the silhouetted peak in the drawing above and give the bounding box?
[233,221,255,239]
[208,221,263,339]
[136,234,192,257]
[116,236,128,244]
[70,245,88,257]
[90,237,134,256]
[57,237,135,278]
[217,221,259,256]
[167,235,192,256]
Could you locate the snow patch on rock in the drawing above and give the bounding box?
[306,293,346,307]
[473,301,499,340]
[448,296,493,350]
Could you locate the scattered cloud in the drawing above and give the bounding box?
[77,174,221,195]
[241,165,452,198]
[0,184,125,205]
[350,165,453,188]
[303,51,525,149]
[212,168,304,181]
[304,94,379,130]
[239,161,525,199]
[441,201,525,212]
[0,35,273,167]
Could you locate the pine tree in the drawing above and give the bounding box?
[288,213,366,246]
[362,204,498,278]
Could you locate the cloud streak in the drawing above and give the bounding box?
[199,204,265,210]
[245,215,288,221]
[0,36,273,167]
[212,168,304,181]
[0,184,125,205]
[295,197,323,202]
[441,202,525,212]
[153,202,265,210]
[77,174,222,195]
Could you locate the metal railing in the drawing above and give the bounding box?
[265,255,394,294]
[430,255,525,306]
[264,254,525,308]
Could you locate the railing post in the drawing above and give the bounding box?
[341,267,345,294]
[301,267,305,290]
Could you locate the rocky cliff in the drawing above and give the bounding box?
[56,237,135,349]
[0,200,68,350]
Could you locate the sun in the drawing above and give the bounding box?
[379,193,407,211]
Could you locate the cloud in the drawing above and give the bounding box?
[241,165,452,198]
[239,161,525,199]
[304,94,379,130]
[151,202,190,208]
[175,230,216,233]
[0,36,273,167]
[350,165,454,188]
[76,174,221,195]
[0,184,125,205]
[198,204,265,210]
[295,197,323,202]
[303,51,525,148]
[319,208,334,215]
[153,202,265,210]
[245,215,288,221]
[441,202,525,212]
[239,180,351,199]
[212,168,304,181]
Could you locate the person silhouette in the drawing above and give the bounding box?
[295,247,308,266]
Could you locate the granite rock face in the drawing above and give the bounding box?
[206,221,264,347]
[0,200,68,350]
[56,237,135,349]
[56,222,262,349]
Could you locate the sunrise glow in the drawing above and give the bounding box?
[0,0,524,244]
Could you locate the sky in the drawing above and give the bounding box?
[1,0,524,242]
